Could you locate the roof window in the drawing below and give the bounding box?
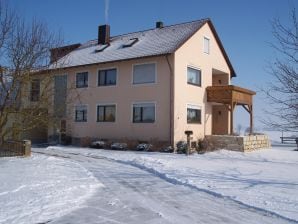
[95,44,109,53]
[123,38,138,48]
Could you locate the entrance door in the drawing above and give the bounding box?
[212,105,229,135]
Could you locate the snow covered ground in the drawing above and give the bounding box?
[1,144,297,223]
[0,154,102,224]
[40,145,298,222]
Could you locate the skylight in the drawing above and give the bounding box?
[95,44,109,53]
[123,38,138,48]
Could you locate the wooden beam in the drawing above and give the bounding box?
[250,105,253,134]
[242,105,250,113]
[230,102,236,135]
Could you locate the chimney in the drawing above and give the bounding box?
[98,24,110,45]
[156,21,164,29]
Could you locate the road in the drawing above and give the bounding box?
[34,149,295,224]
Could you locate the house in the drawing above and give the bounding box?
[29,18,256,148]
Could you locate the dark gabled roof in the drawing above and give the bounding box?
[53,19,236,77]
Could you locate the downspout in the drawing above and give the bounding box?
[165,54,174,148]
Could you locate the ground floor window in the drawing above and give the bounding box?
[97,104,116,122]
[133,103,155,123]
[187,104,201,124]
[75,105,87,122]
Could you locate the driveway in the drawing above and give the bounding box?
[33,149,295,224]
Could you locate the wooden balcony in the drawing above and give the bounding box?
[206,85,256,105]
[206,85,256,134]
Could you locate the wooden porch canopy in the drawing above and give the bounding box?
[206,85,256,135]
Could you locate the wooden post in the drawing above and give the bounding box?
[249,104,253,134]
[230,102,234,135]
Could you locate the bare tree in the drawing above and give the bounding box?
[263,8,298,132]
[0,2,76,144]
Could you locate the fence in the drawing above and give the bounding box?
[0,140,31,157]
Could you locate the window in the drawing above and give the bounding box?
[97,105,116,122]
[30,79,40,102]
[187,105,201,124]
[75,105,87,122]
[187,67,201,86]
[204,36,210,54]
[133,103,155,123]
[95,44,109,52]
[76,72,88,88]
[98,69,117,86]
[123,38,138,48]
[133,63,156,84]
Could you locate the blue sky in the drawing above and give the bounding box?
[10,0,297,130]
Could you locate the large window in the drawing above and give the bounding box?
[98,69,117,86]
[76,72,88,88]
[187,67,201,86]
[30,79,40,102]
[133,63,156,84]
[75,105,87,122]
[187,105,201,124]
[97,105,116,122]
[133,103,155,123]
[204,36,210,54]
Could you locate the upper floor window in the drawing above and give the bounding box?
[98,68,117,86]
[133,63,156,84]
[187,104,201,124]
[187,67,201,86]
[75,105,87,122]
[133,102,155,123]
[76,72,88,88]
[204,36,210,54]
[97,104,116,122]
[30,79,40,102]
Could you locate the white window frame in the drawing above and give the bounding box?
[203,36,210,54]
[132,62,157,85]
[186,104,202,124]
[131,101,156,123]
[97,67,118,87]
[75,70,89,88]
[96,103,117,123]
[187,66,202,87]
[74,104,88,122]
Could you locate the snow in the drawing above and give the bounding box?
[41,145,298,222]
[1,145,298,223]
[0,154,102,224]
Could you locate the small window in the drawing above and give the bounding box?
[98,69,117,86]
[97,105,116,122]
[76,72,88,88]
[133,63,156,84]
[123,38,138,48]
[187,105,201,124]
[75,105,87,122]
[95,44,109,52]
[133,103,155,123]
[204,37,210,54]
[30,79,40,102]
[187,67,201,86]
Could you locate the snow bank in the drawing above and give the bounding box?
[0,154,102,224]
[44,145,298,221]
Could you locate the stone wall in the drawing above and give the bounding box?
[0,140,31,157]
[205,135,270,152]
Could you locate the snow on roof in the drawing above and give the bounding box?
[53,19,209,69]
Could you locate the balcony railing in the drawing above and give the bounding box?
[206,85,256,105]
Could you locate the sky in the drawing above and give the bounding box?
[9,0,297,131]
